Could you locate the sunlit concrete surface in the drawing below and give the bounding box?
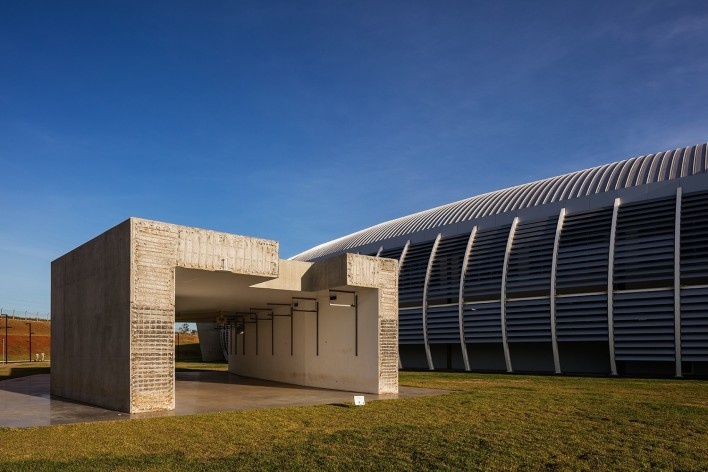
[52,218,399,414]
[0,373,448,428]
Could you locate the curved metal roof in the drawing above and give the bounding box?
[293,143,708,261]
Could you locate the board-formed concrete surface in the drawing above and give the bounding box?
[0,373,447,428]
[52,218,399,414]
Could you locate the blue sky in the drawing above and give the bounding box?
[1,1,708,314]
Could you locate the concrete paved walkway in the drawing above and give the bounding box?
[0,371,448,428]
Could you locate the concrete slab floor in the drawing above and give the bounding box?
[0,372,449,428]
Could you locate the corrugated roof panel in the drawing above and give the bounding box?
[448,198,473,224]
[472,191,502,219]
[417,206,445,232]
[429,201,459,228]
[680,146,692,177]
[464,192,492,220]
[490,186,520,215]
[582,163,608,196]
[697,144,707,173]
[501,186,525,213]
[292,143,708,261]
[547,175,571,203]
[625,156,644,188]
[658,151,672,181]
[633,154,652,187]
[601,161,623,192]
[519,178,543,208]
[647,153,662,181]
[560,170,585,201]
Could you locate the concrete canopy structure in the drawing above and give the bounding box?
[51,218,398,413]
[294,143,708,377]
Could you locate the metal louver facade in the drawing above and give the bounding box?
[398,241,434,345]
[294,143,708,377]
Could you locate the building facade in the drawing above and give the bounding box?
[52,218,398,413]
[293,143,708,377]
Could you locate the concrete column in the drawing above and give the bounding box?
[196,322,225,362]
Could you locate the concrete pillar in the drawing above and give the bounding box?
[196,322,225,362]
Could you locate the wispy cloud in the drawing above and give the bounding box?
[658,14,708,43]
[0,239,55,260]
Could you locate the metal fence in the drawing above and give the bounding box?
[0,308,51,321]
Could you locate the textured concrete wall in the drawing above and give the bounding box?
[130,220,177,412]
[52,218,396,413]
[230,288,381,392]
[52,218,279,413]
[130,218,278,412]
[50,220,132,412]
[231,254,398,394]
[344,254,399,394]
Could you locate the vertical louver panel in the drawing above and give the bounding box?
[556,208,613,294]
[506,298,552,342]
[382,245,416,345]
[399,307,424,344]
[681,190,708,286]
[463,301,502,343]
[398,241,435,306]
[614,197,675,290]
[556,294,608,342]
[427,233,469,304]
[614,290,675,361]
[680,287,708,361]
[379,247,404,261]
[506,218,557,297]
[427,305,460,343]
[464,226,511,300]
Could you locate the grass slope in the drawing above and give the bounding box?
[0,371,706,470]
[0,361,50,380]
[0,321,202,362]
[1,319,51,361]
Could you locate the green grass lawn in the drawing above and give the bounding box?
[175,360,228,372]
[0,371,706,470]
[0,360,227,381]
[0,361,50,380]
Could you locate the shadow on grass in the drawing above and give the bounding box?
[0,365,50,381]
[174,360,227,373]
